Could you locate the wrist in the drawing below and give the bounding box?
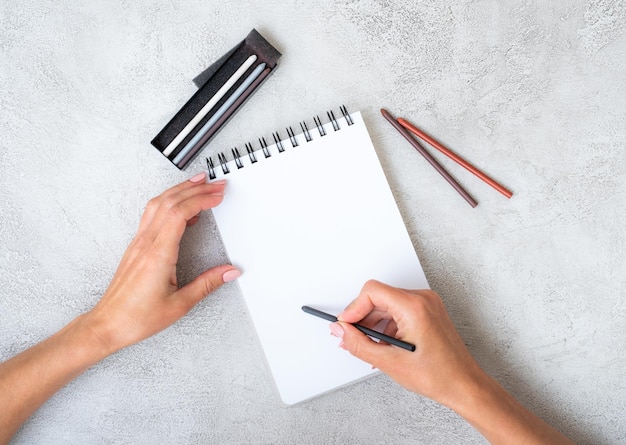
[447,369,505,420]
[444,368,574,444]
[438,363,498,418]
[444,369,520,442]
[70,311,121,361]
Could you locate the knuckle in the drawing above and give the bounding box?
[350,339,377,367]
[162,195,179,210]
[349,340,361,358]
[344,328,367,359]
[409,295,429,315]
[166,203,185,219]
[145,197,160,212]
[202,274,222,297]
[362,279,381,291]
[171,300,193,319]
[129,236,149,252]
[417,290,443,311]
[422,289,440,301]
[202,279,215,297]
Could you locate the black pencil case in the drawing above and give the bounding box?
[151,29,281,170]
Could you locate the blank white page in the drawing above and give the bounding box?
[210,110,429,405]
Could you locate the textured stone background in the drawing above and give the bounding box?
[1,1,625,444]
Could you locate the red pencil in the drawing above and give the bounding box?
[381,109,478,208]
[397,118,513,199]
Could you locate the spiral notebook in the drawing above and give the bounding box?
[209,107,429,405]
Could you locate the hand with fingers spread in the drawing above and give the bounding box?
[86,172,241,353]
[0,173,239,443]
[330,280,574,445]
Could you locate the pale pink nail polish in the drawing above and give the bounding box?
[222,269,242,283]
[329,323,344,338]
[189,172,206,183]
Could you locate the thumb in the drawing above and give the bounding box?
[176,265,241,309]
[334,322,396,369]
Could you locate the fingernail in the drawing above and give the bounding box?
[189,172,206,183]
[212,179,227,185]
[329,323,344,339]
[222,269,242,283]
[336,310,349,322]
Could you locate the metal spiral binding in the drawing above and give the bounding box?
[286,126,298,147]
[272,131,285,152]
[245,142,257,163]
[259,137,270,158]
[327,110,340,131]
[340,105,354,126]
[217,152,229,174]
[300,121,312,142]
[205,106,353,178]
[313,116,326,136]
[206,157,216,180]
[231,147,244,169]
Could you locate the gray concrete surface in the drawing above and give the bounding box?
[1,1,625,444]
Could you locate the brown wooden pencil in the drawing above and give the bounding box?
[398,118,513,199]
[380,109,478,208]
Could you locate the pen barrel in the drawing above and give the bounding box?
[353,323,416,352]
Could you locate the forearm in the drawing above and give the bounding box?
[451,372,574,445]
[0,177,233,444]
[0,313,110,443]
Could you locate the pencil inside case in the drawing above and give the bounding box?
[151,29,281,170]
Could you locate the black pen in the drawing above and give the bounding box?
[302,305,416,352]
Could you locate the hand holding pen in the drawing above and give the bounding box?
[325,280,573,445]
[329,280,477,400]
